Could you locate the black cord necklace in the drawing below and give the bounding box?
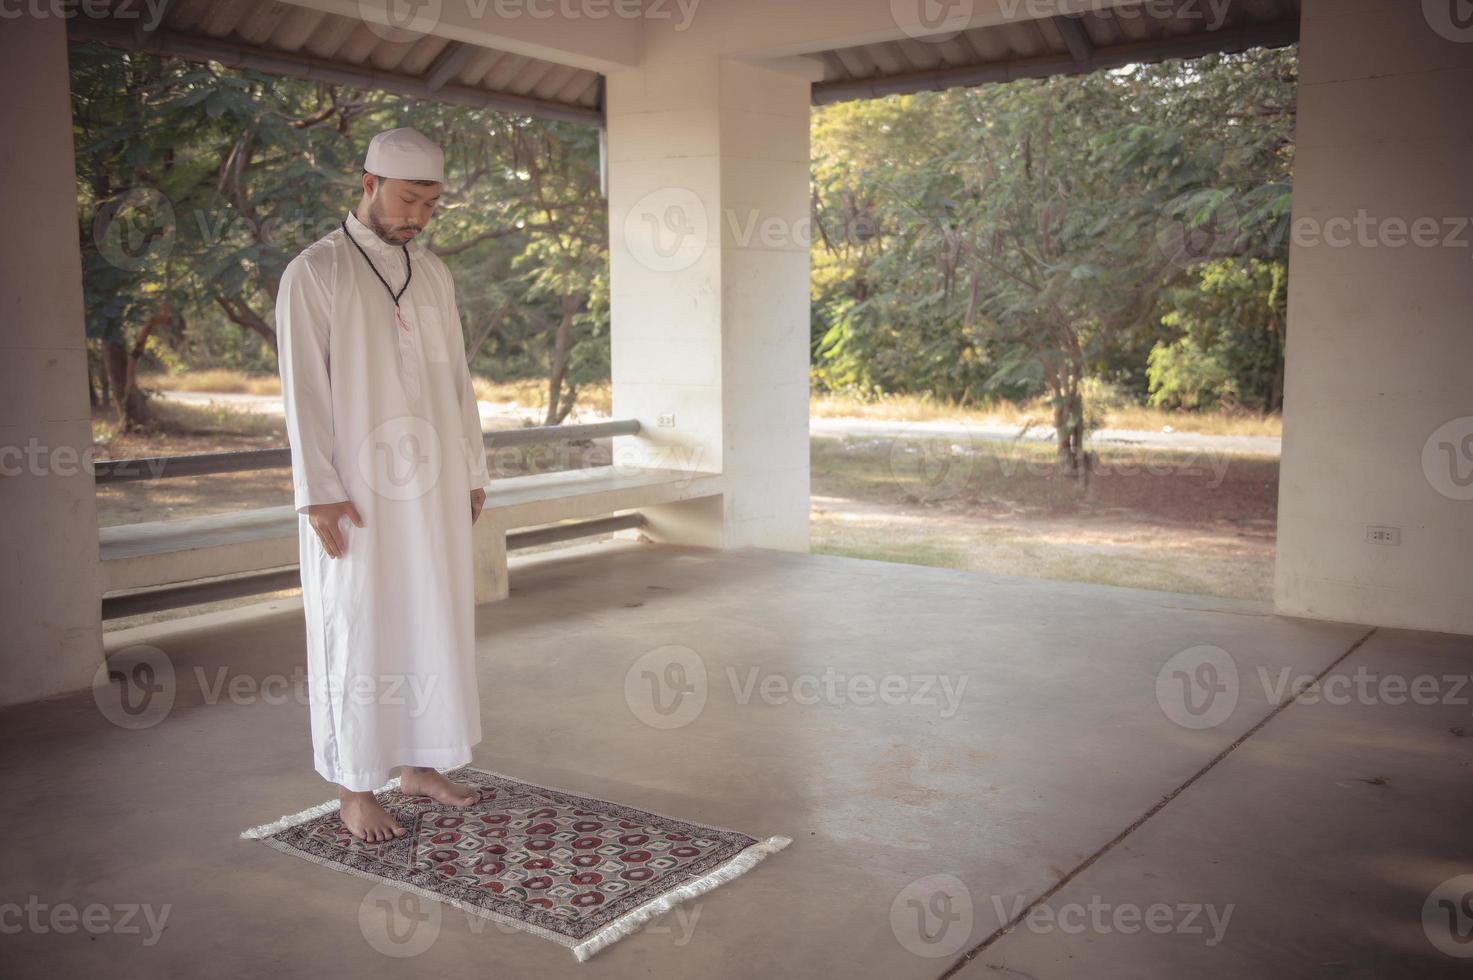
[342,216,412,327]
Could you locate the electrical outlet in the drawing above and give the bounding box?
[656,413,675,428]
[1366,525,1401,546]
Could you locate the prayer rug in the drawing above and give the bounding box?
[241,766,791,962]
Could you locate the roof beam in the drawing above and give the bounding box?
[423,40,477,92]
[1053,14,1095,62]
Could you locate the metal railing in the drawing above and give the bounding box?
[94,418,641,484]
[98,419,648,618]
[100,511,649,621]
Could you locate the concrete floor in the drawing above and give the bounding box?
[3,542,1471,978]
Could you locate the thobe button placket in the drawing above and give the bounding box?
[396,309,422,404]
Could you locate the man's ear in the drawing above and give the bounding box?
[362,171,376,197]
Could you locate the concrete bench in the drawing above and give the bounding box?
[99,465,724,612]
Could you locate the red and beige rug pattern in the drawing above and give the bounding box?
[241,766,791,962]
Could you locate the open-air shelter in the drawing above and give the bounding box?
[2,1,1471,976]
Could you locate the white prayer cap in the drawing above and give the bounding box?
[363,127,445,184]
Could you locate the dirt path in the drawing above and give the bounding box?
[808,415,1281,457]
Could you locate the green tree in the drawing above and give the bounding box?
[811,47,1298,469]
[71,42,607,431]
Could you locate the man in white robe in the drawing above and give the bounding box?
[275,127,491,842]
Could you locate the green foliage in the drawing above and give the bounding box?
[72,42,607,417]
[1147,258,1288,413]
[76,40,1299,434]
[810,47,1299,450]
[1145,337,1237,412]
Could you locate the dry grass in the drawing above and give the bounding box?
[467,377,613,419]
[135,369,282,396]
[810,390,1282,437]
[1104,404,1282,437]
[142,370,1278,436]
[93,396,283,453]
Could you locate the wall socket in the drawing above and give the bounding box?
[1366,525,1401,546]
[656,413,675,427]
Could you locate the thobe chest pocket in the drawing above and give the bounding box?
[415,305,450,362]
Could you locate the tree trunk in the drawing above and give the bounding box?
[103,302,173,431]
[1059,322,1090,478]
[87,343,102,410]
[97,341,112,407]
[103,339,150,431]
[1044,340,1086,476]
[543,292,583,426]
[1052,384,1084,473]
[1268,312,1286,415]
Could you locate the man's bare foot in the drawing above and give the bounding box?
[338,789,406,843]
[398,767,480,806]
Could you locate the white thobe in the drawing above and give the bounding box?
[275,209,491,792]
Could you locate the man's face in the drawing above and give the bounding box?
[364,175,440,244]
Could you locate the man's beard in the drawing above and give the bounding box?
[366,191,420,245]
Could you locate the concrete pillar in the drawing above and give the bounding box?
[0,14,105,705]
[1275,0,1473,634]
[604,55,815,551]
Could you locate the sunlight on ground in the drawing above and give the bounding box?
[807,435,1277,602]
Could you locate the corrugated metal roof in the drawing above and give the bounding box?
[812,0,1301,105]
[70,0,603,125]
[69,0,1301,119]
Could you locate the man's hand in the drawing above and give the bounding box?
[470,488,486,525]
[305,499,364,559]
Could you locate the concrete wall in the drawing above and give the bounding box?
[605,53,816,550]
[0,15,105,706]
[1275,0,1473,635]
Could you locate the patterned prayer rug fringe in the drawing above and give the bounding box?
[569,834,792,962]
[239,776,402,839]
